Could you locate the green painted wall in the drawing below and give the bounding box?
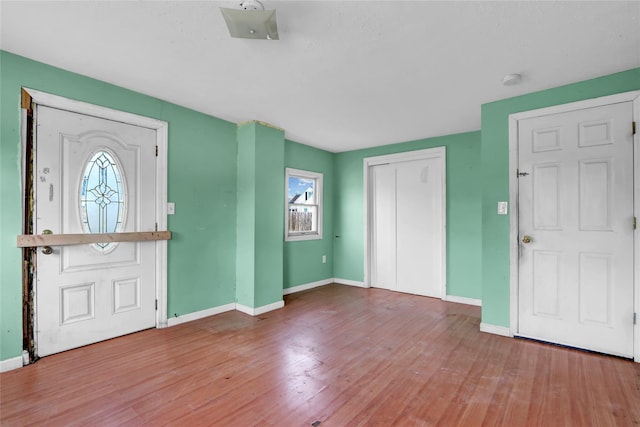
[235,123,257,307]
[284,140,334,289]
[333,132,482,300]
[0,51,238,360]
[165,103,238,319]
[480,67,640,328]
[236,122,285,308]
[254,124,285,307]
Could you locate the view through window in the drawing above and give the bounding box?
[286,168,322,241]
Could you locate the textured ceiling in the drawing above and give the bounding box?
[1,1,639,152]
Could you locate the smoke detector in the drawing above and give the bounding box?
[503,74,522,86]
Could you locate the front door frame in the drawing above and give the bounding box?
[21,88,169,359]
[508,90,640,362]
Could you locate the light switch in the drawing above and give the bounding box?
[497,201,508,215]
[167,202,175,215]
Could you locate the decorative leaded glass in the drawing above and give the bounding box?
[79,150,126,251]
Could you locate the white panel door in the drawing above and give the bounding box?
[518,101,634,357]
[370,164,397,290]
[396,158,443,297]
[35,106,157,357]
[369,152,444,298]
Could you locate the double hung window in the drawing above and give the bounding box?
[285,168,322,241]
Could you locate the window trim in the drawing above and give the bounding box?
[285,168,323,242]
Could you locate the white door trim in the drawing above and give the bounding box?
[363,147,447,297]
[508,90,640,362]
[22,88,169,329]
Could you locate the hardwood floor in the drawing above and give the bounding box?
[1,284,639,426]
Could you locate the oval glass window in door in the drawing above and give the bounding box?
[79,150,127,251]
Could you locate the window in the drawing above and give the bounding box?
[79,150,127,252]
[285,168,322,241]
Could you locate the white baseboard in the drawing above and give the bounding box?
[236,300,285,316]
[0,355,24,373]
[283,278,333,295]
[333,278,367,288]
[167,302,236,327]
[480,322,513,337]
[167,299,286,326]
[444,295,482,307]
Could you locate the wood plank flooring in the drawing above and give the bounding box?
[1,284,639,426]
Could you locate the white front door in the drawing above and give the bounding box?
[35,105,158,357]
[517,101,634,357]
[369,149,445,298]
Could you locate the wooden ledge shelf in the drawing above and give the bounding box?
[17,231,172,248]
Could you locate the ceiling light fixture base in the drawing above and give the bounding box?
[240,0,264,11]
[220,1,279,40]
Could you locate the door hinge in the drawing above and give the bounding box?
[516,168,529,177]
[634,312,637,325]
[155,299,158,310]
[155,222,158,231]
[155,145,158,157]
[634,217,637,230]
[633,121,636,135]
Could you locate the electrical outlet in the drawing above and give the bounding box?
[167,202,175,215]
[497,201,508,215]
[322,255,327,264]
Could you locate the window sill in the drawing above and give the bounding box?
[285,233,322,242]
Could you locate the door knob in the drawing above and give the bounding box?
[41,229,53,254]
[521,235,532,244]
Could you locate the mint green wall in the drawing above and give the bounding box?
[0,51,238,360]
[236,123,257,307]
[236,122,285,308]
[480,68,640,327]
[166,103,238,319]
[333,132,482,300]
[284,140,334,289]
[254,124,285,307]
